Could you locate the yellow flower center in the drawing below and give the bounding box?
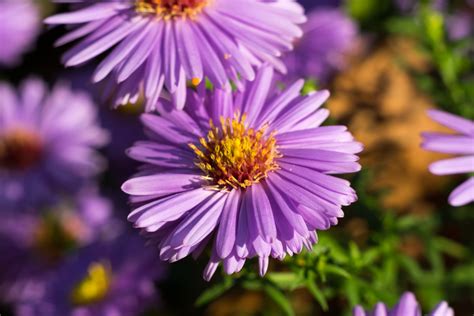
[0,128,43,171]
[135,0,209,20]
[71,262,112,306]
[190,114,281,190]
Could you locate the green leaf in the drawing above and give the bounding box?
[324,265,352,279]
[398,256,424,281]
[267,272,303,290]
[433,236,468,259]
[345,279,360,307]
[306,272,329,311]
[263,284,295,316]
[195,277,234,307]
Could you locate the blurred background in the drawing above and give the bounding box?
[0,0,473,315]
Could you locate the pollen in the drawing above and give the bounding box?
[71,262,112,306]
[191,77,201,86]
[135,0,209,20]
[189,113,281,190]
[0,128,43,171]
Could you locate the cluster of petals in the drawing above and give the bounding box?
[0,0,40,66]
[353,292,454,316]
[0,79,108,210]
[45,0,306,110]
[422,109,474,207]
[122,66,363,280]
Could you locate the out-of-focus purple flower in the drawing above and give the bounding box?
[45,0,306,111]
[395,0,447,12]
[447,11,473,40]
[282,8,357,84]
[421,109,474,207]
[353,292,454,316]
[0,189,114,303]
[0,79,108,210]
[0,0,41,67]
[122,65,362,280]
[16,235,163,316]
[395,0,473,41]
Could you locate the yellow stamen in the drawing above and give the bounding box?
[135,0,209,20]
[189,113,281,190]
[192,77,201,86]
[71,262,112,306]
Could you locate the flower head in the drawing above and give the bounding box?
[421,109,474,207]
[0,79,108,210]
[0,189,113,303]
[45,0,306,110]
[282,8,357,83]
[353,292,454,316]
[0,0,40,66]
[122,66,362,280]
[16,235,163,316]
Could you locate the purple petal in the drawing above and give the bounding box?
[429,156,474,175]
[448,177,474,207]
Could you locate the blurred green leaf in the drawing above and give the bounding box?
[267,272,303,290]
[263,284,294,316]
[323,265,352,279]
[433,237,468,259]
[195,277,234,307]
[306,271,329,311]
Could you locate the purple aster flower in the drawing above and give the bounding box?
[122,65,363,280]
[0,78,108,210]
[16,235,163,316]
[281,8,357,84]
[421,109,474,207]
[45,0,306,111]
[0,188,114,303]
[395,0,447,12]
[353,292,454,316]
[446,10,473,41]
[0,0,41,67]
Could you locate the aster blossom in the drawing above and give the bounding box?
[0,188,113,303]
[16,235,163,316]
[0,0,40,66]
[122,66,363,280]
[421,109,474,207]
[45,0,306,111]
[282,8,357,83]
[353,292,454,316]
[0,78,108,210]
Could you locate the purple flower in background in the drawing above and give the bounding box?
[45,0,306,111]
[0,0,40,67]
[353,292,454,316]
[395,0,447,12]
[0,188,114,303]
[122,66,362,280]
[446,10,473,40]
[0,79,108,210]
[282,8,357,84]
[421,109,474,207]
[395,0,473,41]
[16,235,163,316]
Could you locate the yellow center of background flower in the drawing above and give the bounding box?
[0,128,43,171]
[190,114,280,190]
[135,0,209,20]
[71,262,112,306]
